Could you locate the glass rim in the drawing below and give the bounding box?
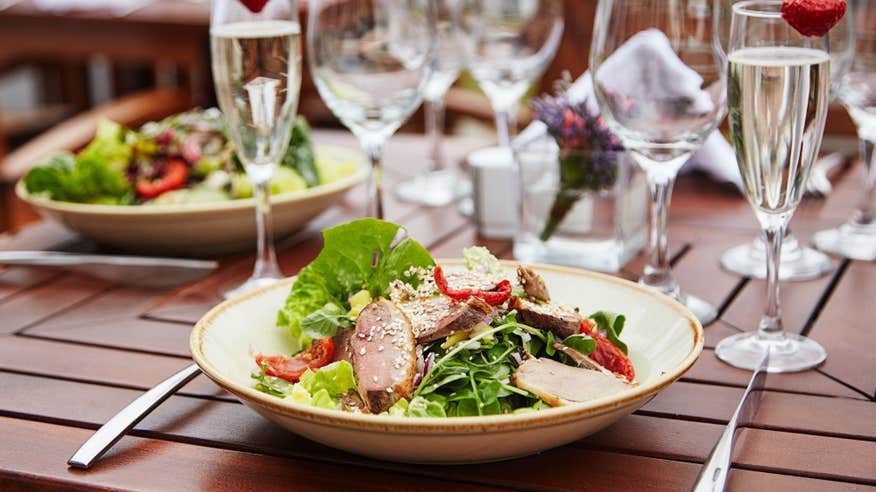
[732,0,784,19]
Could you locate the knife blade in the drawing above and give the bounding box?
[0,251,218,288]
[692,348,770,492]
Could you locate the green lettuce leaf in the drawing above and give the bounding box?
[276,218,434,353]
[589,311,628,354]
[299,361,356,397]
[23,119,133,204]
[282,116,319,187]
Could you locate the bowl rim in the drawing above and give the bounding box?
[15,143,368,217]
[190,260,704,432]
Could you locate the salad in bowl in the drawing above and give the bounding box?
[22,108,355,206]
[248,219,638,417]
[191,218,702,462]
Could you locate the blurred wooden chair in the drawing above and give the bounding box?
[0,87,191,233]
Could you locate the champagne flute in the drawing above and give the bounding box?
[210,0,302,298]
[467,0,563,147]
[590,0,727,324]
[720,7,855,280]
[716,0,831,372]
[308,0,436,219]
[814,0,876,261]
[396,0,480,207]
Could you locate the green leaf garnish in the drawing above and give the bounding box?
[589,311,628,354]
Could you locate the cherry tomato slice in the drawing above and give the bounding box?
[135,158,188,199]
[579,320,635,382]
[255,337,336,383]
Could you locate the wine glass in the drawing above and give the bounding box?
[210,0,302,298]
[396,0,479,207]
[308,0,436,219]
[720,7,855,280]
[716,0,831,372]
[467,0,563,147]
[814,0,876,261]
[590,0,727,324]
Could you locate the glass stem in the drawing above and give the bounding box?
[364,142,385,219]
[851,137,876,227]
[759,221,786,338]
[641,171,679,297]
[251,174,281,279]
[426,97,446,172]
[494,107,513,148]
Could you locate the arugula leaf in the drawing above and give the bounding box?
[251,361,293,398]
[300,302,354,339]
[281,116,319,187]
[589,311,628,354]
[276,219,434,353]
[562,334,597,356]
[413,319,547,416]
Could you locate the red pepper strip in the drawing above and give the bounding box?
[433,265,512,305]
[135,158,188,199]
[579,319,635,382]
[255,338,336,383]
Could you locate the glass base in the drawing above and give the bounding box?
[813,222,876,261]
[681,292,718,326]
[715,331,827,373]
[395,170,460,207]
[720,234,834,281]
[222,272,283,300]
[641,279,718,326]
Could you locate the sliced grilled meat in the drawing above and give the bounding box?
[517,265,550,302]
[351,299,416,413]
[332,327,355,364]
[552,342,616,376]
[399,295,495,344]
[512,358,631,406]
[509,296,581,339]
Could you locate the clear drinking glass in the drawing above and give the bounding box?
[814,0,876,261]
[715,0,831,372]
[308,0,435,219]
[396,0,479,206]
[467,0,563,147]
[210,0,302,298]
[590,0,728,324]
[720,8,855,280]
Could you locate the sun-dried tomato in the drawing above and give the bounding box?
[433,265,511,305]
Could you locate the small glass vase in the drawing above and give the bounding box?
[513,136,648,272]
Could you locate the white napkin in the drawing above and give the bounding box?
[33,0,150,16]
[517,30,742,190]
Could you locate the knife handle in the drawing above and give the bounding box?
[67,364,202,469]
[692,416,738,492]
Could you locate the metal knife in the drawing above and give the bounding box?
[692,348,770,492]
[0,251,218,288]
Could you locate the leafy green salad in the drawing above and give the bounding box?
[23,108,356,205]
[251,219,637,418]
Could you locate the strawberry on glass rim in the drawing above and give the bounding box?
[239,0,269,13]
[781,0,847,37]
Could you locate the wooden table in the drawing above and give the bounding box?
[0,131,873,491]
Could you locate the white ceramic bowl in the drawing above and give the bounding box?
[190,261,703,464]
[16,145,367,255]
